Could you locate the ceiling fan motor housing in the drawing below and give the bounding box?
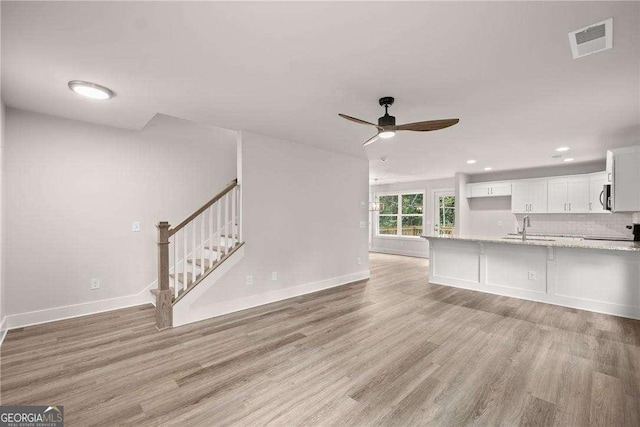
[378,96,396,127]
[378,114,396,127]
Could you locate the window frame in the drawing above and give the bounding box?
[375,190,425,239]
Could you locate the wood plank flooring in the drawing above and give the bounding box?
[2,253,639,426]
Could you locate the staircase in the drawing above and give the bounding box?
[154,179,244,330]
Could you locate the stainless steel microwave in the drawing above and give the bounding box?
[602,184,612,211]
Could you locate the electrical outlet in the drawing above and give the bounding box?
[360,221,366,229]
[271,271,278,281]
[497,220,503,227]
[246,275,253,285]
[132,221,141,232]
[357,257,362,265]
[91,278,101,290]
[361,201,366,208]
[528,271,536,281]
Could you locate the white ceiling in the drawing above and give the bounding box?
[2,1,639,183]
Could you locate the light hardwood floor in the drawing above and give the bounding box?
[2,253,639,426]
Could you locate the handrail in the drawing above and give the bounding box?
[169,179,238,237]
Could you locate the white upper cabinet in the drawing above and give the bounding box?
[547,176,590,213]
[611,146,640,212]
[589,172,608,212]
[511,179,547,213]
[547,178,568,213]
[466,181,511,198]
[468,169,615,214]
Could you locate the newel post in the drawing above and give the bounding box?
[156,221,173,330]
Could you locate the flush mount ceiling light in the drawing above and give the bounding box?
[564,158,575,162]
[555,147,571,152]
[484,167,493,171]
[68,80,116,100]
[378,130,396,139]
[466,160,477,164]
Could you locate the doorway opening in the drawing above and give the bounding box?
[433,189,455,235]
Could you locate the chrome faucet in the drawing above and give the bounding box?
[522,215,531,241]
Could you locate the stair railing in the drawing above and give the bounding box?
[155,179,241,330]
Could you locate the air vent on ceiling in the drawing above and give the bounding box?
[568,18,613,59]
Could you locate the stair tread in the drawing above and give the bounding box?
[150,286,174,297]
[187,258,218,268]
[203,246,229,252]
[170,272,196,285]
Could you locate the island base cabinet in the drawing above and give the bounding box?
[428,239,640,319]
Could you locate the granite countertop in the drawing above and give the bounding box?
[421,234,640,252]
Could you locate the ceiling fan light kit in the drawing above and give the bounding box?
[339,96,459,146]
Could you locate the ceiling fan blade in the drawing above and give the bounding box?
[339,113,381,129]
[396,119,459,132]
[363,133,380,147]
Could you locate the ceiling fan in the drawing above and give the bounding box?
[339,97,459,146]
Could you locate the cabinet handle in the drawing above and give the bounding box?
[608,173,612,182]
[488,188,490,195]
[569,203,571,211]
[589,202,592,211]
[564,203,567,211]
[491,188,493,194]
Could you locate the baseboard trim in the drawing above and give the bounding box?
[5,282,156,331]
[370,247,429,259]
[173,270,371,327]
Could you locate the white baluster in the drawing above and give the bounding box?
[231,187,237,249]
[183,227,187,294]
[216,201,222,262]
[237,185,242,243]
[172,234,177,300]
[224,193,230,253]
[191,220,197,284]
[209,205,214,265]
[200,212,205,274]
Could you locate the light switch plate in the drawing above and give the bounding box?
[271,271,278,281]
[360,221,366,229]
[361,201,366,208]
[91,278,101,290]
[132,221,141,232]
[246,275,253,285]
[528,271,537,280]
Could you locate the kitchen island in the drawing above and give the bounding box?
[422,234,640,319]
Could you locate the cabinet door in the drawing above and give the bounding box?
[589,173,607,212]
[470,184,491,198]
[567,176,590,213]
[528,180,548,213]
[547,179,568,213]
[490,182,511,196]
[511,182,529,213]
[613,152,640,212]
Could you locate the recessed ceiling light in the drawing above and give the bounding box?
[564,158,575,162]
[555,147,570,152]
[466,160,477,164]
[68,80,116,100]
[380,156,388,162]
[484,167,493,171]
[378,130,396,139]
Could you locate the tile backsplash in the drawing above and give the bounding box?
[513,213,635,238]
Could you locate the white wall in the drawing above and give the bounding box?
[370,177,454,258]
[4,109,237,326]
[187,131,370,314]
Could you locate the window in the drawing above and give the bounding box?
[435,192,455,235]
[377,193,423,237]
